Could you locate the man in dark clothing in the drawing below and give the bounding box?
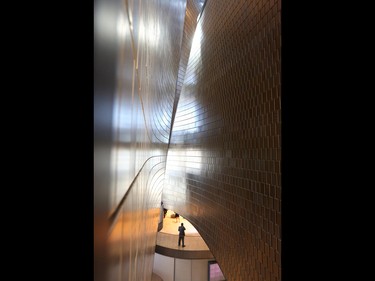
[178,223,186,247]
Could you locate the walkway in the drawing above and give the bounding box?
[156,210,213,259]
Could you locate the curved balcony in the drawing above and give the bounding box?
[156,210,214,260]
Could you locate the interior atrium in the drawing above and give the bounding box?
[94,0,281,280]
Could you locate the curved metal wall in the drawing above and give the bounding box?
[94,0,188,280]
[163,1,281,280]
[95,0,281,280]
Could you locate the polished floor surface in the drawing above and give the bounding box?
[157,210,210,251]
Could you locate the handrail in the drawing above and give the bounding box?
[107,155,167,234]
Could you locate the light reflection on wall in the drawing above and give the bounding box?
[146,21,161,49]
[166,149,203,175]
[190,18,203,75]
[171,20,204,137]
[164,147,203,210]
[162,1,282,280]
[95,0,189,279]
[172,100,200,134]
[163,14,205,213]
[117,11,127,41]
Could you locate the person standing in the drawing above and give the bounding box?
[178,223,186,247]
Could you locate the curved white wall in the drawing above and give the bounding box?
[153,253,217,281]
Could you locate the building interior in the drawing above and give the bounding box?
[94,0,281,280]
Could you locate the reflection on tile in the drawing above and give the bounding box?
[95,0,281,280]
[162,0,281,280]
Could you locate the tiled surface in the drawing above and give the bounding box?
[106,157,167,281]
[162,0,281,280]
[95,0,191,280]
[170,0,203,130]
[95,0,281,281]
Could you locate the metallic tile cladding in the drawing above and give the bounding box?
[163,0,281,280]
[95,0,187,280]
[170,0,203,134]
[107,156,167,281]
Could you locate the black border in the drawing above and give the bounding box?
[280,1,367,279]
[7,0,94,278]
